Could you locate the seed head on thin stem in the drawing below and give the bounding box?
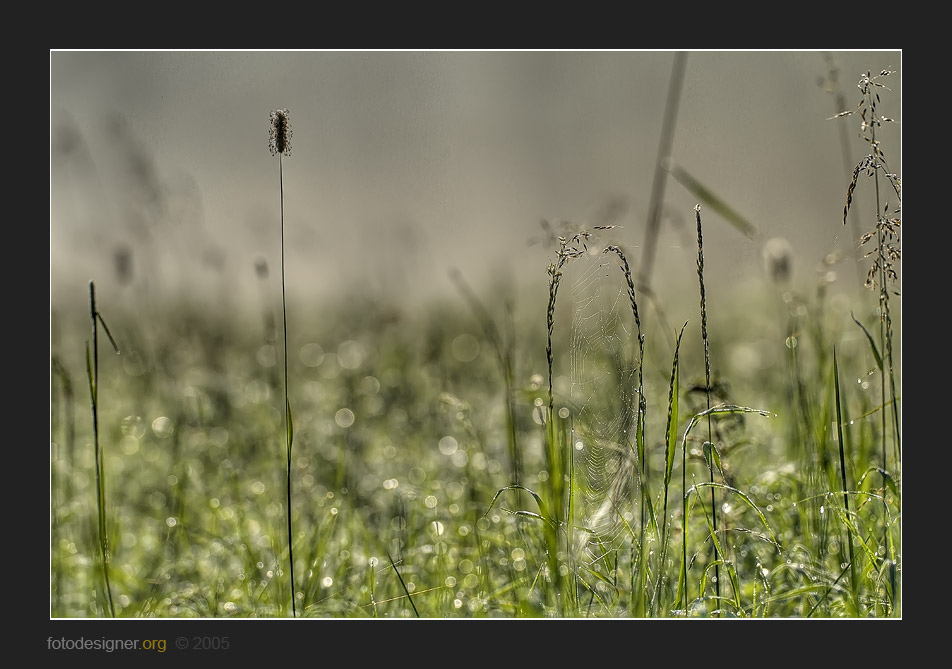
[269,108,292,156]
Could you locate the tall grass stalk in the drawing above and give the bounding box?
[832,349,858,613]
[543,233,588,612]
[836,69,901,475]
[270,107,296,617]
[603,245,648,615]
[386,551,420,617]
[694,204,719,611]
[85,281,119,617]
[659,322,686,612]
[639,50,688,292]
[836,71,901,594]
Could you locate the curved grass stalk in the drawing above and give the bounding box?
[85,281,119,617]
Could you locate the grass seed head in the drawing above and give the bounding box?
[269,108,292,156]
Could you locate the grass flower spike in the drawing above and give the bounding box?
[269,108,292,156]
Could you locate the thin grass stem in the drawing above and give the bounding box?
[694,205,719,612]
[86,281,117,617]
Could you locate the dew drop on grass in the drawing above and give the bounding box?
[121,415,146,439]
[439,435,458,455]
[337,340,365,370]
[299,342,325,367]
[335,408,355,428]
[451,333,480,362]
[360,375,380,395]
[151,416,174,438]
[256,344,276,368]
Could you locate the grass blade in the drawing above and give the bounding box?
[663,158,758,240]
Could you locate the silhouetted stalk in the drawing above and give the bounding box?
[86,281,119,617]
[833,349,858,613]
[659,323,686,613]
[604,245,649,615]
[639,51,688,293]
[270,107,296,617]
[694,205,719,612]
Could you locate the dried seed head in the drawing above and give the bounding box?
[269,108,292,156]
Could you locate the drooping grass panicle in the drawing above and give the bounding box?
[602,243,652,614]
[602,245,646,454]
[545,232,588,415]
[835,69,901,485]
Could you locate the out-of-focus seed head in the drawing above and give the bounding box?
[269,108,292,156]
[113,244,134,286]
[763,237,794,285]
[254,255,269,280]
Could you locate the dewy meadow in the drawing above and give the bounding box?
[50,51,901,619]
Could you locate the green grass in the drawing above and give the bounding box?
[49,254,901,618]
[49,67,900,620]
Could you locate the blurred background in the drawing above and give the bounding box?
[50,50,901,320]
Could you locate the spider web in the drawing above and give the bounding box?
[564,244,643,558]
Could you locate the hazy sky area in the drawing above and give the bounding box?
[50,50,901,320]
